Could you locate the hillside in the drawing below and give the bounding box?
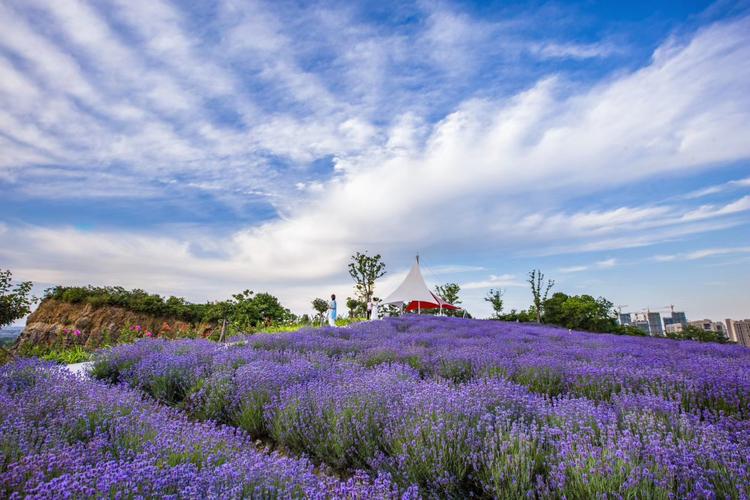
[14,298,215,352]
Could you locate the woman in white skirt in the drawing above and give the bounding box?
[328,294,337,327]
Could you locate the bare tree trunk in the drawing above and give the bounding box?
[219,318,226,343]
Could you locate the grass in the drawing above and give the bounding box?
[5,316,368,367]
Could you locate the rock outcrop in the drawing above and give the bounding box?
[15,299,215,351]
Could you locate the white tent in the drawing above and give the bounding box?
[380,256,461,313]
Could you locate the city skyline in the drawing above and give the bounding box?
[0,0,749,320]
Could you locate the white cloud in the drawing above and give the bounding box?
[558,258,618,273]
[425,265,486,275]
[530,41,618,59]
[596,258,617,268]
[682,176,750,199]
[653,246,750,262]
[461,274,526,290]
[559,265,588,274]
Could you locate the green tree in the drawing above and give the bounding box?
[542,292,618,333]
[434,283,461,316]
[348,251,386,303]
[484,289,504,319]
[497,308,534,322]
[667,324,728,343]
[528,269,554,323]
[616,325,649,337]
[346,297,365,318]
[0,269,35,329]
[312,298,329,323]
[222,290,291,333]
[434,283,461,305]
[250,292,291,326]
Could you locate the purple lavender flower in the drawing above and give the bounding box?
[51,316,750,496]
[0,359,408,498]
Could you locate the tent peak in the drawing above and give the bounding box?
[379,256,460,311]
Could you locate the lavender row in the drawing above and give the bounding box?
[96,317,750,419]
[0,359,412,499]
[246,317,750,418]
[90,322,750,497]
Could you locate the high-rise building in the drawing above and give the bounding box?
[726,319,750,347]
[726,319,737,342]
[633,319,651,335]
[664,311,687,330]
[648,312,664,336]
[632,312,662,336]
[671,311,687,325]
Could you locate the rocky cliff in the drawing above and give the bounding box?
[15,299,216,351]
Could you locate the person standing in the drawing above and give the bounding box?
[366,298,373,320]
[328,294,337,327]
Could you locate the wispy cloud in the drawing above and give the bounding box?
[499,194,750,257]
[461,274,527,290]
[559,265,589,274]
[559,258,618,273]
[682,176,750,199]
[653,247,750,262]
[424,264,487,275]
[530,41,618,59]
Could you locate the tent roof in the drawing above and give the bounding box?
[380,257,461,309]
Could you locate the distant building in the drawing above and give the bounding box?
[664,311,687,330]
[665,323,684,334]
[671,311,688,325]
[618,313,632,326]
[726,319,750,347]
[633,319,651,335]
[688,319,726,334]
[726,319,737,342]
[632,312,659,335]
[648,312,664,336]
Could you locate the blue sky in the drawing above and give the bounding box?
[1,0,749,321]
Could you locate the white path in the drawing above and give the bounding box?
[66,361,94,376]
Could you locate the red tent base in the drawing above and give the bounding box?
[405,301,460,312]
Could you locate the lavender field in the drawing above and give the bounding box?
[3,317,750,498]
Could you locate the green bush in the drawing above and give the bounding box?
[40,346,91,364]
[43,286,294,331]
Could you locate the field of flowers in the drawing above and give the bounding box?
[3,316,750,498]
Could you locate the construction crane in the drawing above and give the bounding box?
[616,304,629,314]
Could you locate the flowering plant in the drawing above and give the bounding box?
[86,317,750,497]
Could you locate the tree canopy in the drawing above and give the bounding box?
[542,292,618,333]
[434,283,461,305]
[348,251,386,303]
[484,289,504,319]
[434,282,461,316]
[0,269,35,329]
[312,298,329,321]
[666,324,728,343]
